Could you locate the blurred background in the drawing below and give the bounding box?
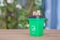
[0,0,60,30]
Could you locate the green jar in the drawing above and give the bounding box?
[28,18,46,36]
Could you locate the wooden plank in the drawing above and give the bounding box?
[0,29,60,40]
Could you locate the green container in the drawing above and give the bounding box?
[28,18,46,36]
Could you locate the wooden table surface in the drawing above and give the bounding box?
[0,29,60,40]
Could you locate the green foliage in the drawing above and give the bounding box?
[0,0,44,29]
[0,0,30,29]
[0,7,6,13]
[17,9,29,28]
[7,4,14,12]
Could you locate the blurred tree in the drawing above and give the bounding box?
[0,0,43,29]
[0,0,34,29]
